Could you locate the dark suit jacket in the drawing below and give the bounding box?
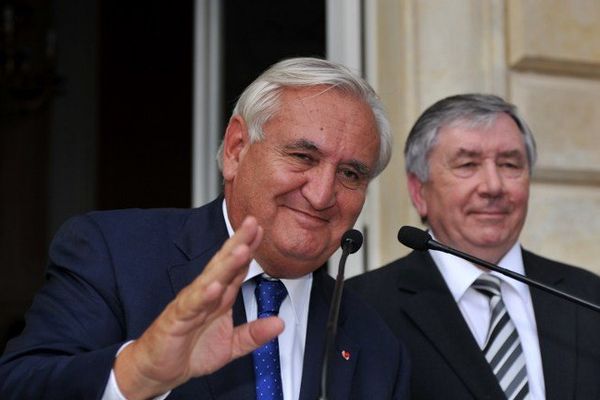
[0,198,409,399]
[347,250,600,400]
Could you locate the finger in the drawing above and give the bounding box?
[230,317,285,360]
[173,216,262,320]
[247,224,263,252]
[171,279,227,323]
[200,216,261,284]
[214,215,260,263]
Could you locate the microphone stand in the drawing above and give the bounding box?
[427,238,600,314]
[319,247,349,400]
[320,230,362,400]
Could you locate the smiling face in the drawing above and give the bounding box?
[408,113,530,263]
[222,86,380,278]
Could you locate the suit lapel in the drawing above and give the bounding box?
[166,197,256,399]
[168,197,228,292]
[524,251,577,400]
[299,268,329,400]
[327,329,358,400]
[299,268,359,400]
[398,252,505,399]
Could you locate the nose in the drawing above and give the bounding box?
[478,161,504,197]
[301,165,337,210]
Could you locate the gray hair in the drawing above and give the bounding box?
[404,93,537,182]
[216,57,392,178]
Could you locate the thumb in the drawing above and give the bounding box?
[230,317,285,360]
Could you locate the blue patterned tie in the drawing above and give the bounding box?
[252,276,287,400]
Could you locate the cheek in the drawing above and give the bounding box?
[426,181,462,209]
[253,169,310,211]
[242,155,287,189]
[338,191,367,220]
[508,180,530,206]
[447,178,482,205]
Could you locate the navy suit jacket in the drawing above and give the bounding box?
[347,250,600,400]
[0,198,409,399]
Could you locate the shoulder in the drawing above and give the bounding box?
[49,198,226,270]
[50,208,190,252]
[56,207,191,234]
[314,268,399,343]
[523,248,600,295]
[346,251,423,293]
[341,286,395,328]
[340,286,406,361]
[54,198,222,244]
[86,207,193,232]
[523,249,600,279]
[339,281,411,394]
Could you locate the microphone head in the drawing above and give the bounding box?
[341,229,363,254]
[397,226,431,251]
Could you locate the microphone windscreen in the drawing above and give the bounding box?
[397,226,431,251]
[341,229,363,254]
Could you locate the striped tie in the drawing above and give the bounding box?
[472,274,530,400]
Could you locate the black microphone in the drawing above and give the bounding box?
[341,229,363,254]
[398,225,600,313]
[320,229,363,400]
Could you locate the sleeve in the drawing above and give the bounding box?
[0,215,129,399]
[101,341,171,400]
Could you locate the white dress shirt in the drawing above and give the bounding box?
[226,202,312,400]
[430,236,545,400]
[101,201,312,400]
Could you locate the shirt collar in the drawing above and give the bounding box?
[430,231,528,301]
[222,200,312,321]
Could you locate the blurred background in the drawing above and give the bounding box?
[0,0,326,351]
[2,0,599,352]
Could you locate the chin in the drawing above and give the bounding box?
[476,234,510,249]
[284,229,331,251]
[262,250,328,278]
[263,236,329,263]
[285,244,330,264]
[282,262,324,278]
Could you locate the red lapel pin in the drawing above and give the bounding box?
[341,350,351,360]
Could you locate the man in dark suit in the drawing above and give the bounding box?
[0,57,409,399]
[347,94,600,400]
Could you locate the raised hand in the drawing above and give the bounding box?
[113,216,284,399]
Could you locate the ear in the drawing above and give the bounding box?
[407,173,428,219]
[222,115,250,181]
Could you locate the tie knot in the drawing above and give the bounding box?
[255,276,287,318]
[472,273,502,298]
